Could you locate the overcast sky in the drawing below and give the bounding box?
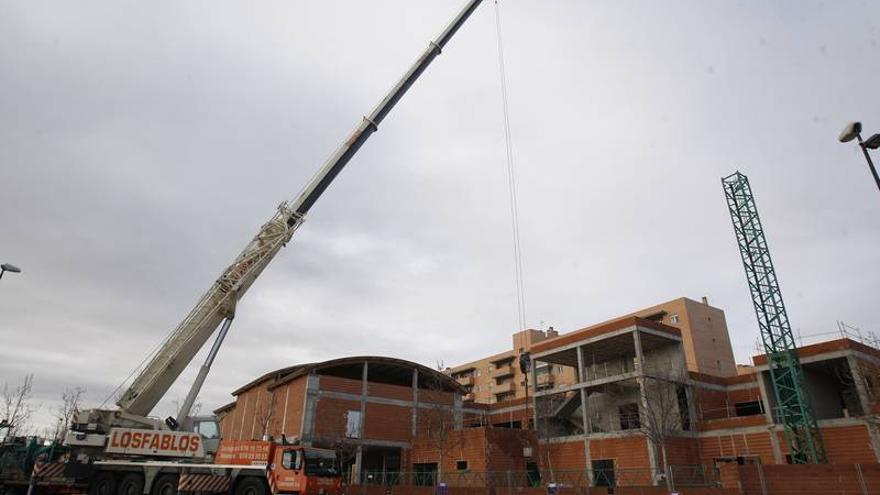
[2,0,879,432]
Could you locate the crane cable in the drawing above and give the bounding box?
[494,0,527,332]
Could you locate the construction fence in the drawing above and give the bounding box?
[357,465,717,492]
[719,462,880,495]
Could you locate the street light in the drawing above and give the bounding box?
[0,263,21,280]
[839,121,880,193]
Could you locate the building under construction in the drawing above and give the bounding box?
[215,297,880,487]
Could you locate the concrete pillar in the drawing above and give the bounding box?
[847,355,880,461]
[360,361,369,437]
[411,368,419,437]
[300,374,321,444]
[633,329,659,483]
[576,345,592,480]
[353,445,363,485]
[754,372,783,463]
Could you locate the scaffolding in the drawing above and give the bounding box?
[721,171,827,464]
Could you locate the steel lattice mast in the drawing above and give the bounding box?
[721,171,827,464]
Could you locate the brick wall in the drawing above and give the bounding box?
[364,402,411,443]
[720,463,880,495]
[321,375,363,395]
[369,381,413,401]
[662,436,701,466]
[821,424,877,464]
[541,439,585,471]
[699,431,776,464]
[313,397,360,440]
[277,378,307,438]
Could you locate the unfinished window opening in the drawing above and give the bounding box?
[619,403,640,430]
[412,463,438,486]
[735,401,763,417]
[456,460,468,471]
[677,385,691,429]
[592,459,615,487]
[345,410,362,438]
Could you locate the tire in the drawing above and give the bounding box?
[88,471,117,495]
[234,477,267,495]
[150,474,179,495]
[117,473,144,495]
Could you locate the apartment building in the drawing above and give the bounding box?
[450,297,737,406]
[449,328,580,404]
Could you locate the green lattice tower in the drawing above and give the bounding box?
[721,171,827,464]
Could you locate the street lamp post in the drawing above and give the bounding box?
[839,121,880,193]
[0,263,22,280]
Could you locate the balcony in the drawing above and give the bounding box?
[492,365,515,379]
[536,373,555,388]
[493,381,514,394]
[456,375,475,387]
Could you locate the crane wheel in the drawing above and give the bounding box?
[234,477,268,495]
[150,474,179,495]
[117,473,144,495]
[88,471,116,495]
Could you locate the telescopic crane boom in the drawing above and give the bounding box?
[75,0,483,440]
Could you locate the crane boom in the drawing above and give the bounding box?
[117,0,484,418]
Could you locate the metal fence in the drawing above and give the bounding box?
[359,465,716,491]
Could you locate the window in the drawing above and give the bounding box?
[304,449,339,477]
[413,463,438,486]
[677,385,691,430]
[669,314,680,324]
[592,460,615,487]
[346,410,362,438]
[476,369,481,377]
[282,450,302,471]
[194,420,219,439]
[735,401,764,417]
[619,403,640,430]
[456,460,468,471]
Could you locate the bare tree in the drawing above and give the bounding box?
[639,371,688,491]
[418,376,462,484]
[2,374,35,437]
[330,435,361,484]
[254,389,278,440]
[533,393,570,483]
[51,386,85,443]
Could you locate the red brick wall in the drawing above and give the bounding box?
[590,436,651,470]
[722,463,879,495]
[411,428,489,473]
[484,428,535,471]
[320,375,362,395]
[225,383,279,440]
[277,378,307,437]
[699,432,775,464]
[364,402,412,442]
[662,436,701,466]
[542,439,585,471]
[821,424,877,464]
[369,381,412,401]
[313,397,360,440]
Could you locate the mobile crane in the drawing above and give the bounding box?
[1,1,484,495]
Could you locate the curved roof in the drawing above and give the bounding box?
[230,356,461,397]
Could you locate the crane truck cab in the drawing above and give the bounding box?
[215,439,342,495]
